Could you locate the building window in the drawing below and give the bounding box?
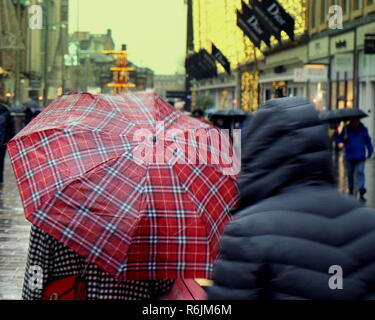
[332,79,354,110]
[365,0,375,13]
[353,0,363,10]
[310,0,317,31]
[352,0,364,17]
[340,0,350,16]
[320,0,328,24]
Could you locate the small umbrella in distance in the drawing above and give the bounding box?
[320,108,368,122]
[210,109,248,118]
[209,109,249,130]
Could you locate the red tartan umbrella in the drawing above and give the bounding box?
[8,92,239,280]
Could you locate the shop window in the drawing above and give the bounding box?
[273,81,287,98]
[309,0,318,34]
[334,79,354,109]
[265,89,272,101]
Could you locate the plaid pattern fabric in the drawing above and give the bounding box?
[9,92,239,280]
[23,225,174,300]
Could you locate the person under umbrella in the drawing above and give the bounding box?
[337,117,373,201]
[23,93,42,126]
[9,92,239,300]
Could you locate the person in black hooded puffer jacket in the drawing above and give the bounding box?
[207,97,375,300]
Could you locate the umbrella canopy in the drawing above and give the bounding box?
[204,108,216,115]
[8,92,239,280]
[321,108,368,122]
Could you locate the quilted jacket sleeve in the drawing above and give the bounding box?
[207,220,269,300]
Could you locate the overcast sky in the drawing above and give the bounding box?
[69,0,187,75]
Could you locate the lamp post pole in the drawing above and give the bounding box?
[43,0,49,106]
[61,24,66,93]
[14,0,22,107]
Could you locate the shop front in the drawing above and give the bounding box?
[258,44,309,105]
[191,73,237,111]
[357,21,375,141]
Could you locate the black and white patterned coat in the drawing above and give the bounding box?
[22,225,174,300]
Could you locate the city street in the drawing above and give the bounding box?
[0,155,29,300]
[0,152,374,300]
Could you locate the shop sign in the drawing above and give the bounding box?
[330,32,355,54]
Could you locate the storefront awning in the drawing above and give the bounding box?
[0,0,25,50]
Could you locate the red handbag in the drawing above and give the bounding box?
[42,274,87,300]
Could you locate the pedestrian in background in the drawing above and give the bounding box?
[192,108,211,125]
[0,98,15,183]
[208,97,375,300]
[337,118,373,201]
[23,93,42,126]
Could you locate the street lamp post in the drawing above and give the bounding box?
[61,23,66,93]
[42,0,49,106]
[14,0,22,107]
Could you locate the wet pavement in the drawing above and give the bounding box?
[0,152,374,300]
[334,151,375,208]
[0,155,30,300]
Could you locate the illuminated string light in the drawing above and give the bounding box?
[192,0,307,111]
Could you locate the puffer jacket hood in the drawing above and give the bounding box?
[238,97,335,209]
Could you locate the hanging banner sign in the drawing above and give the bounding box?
[199,49,218,78]
[236,9,261,49]
[212,43,231,75]
[241,1,272,48]
[185,49,218,80]
[252,0,295,42]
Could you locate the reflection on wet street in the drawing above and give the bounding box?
[334,151,375,208]
[0,155,30,300]
[0,152,374,299]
